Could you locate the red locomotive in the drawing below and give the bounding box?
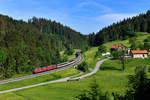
[33,60,75,74]
[33,65,57,73]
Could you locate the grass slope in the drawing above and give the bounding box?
[84,47,98,68]
[103,32,150,51]
[2,58,150,100]
[0,67,79,91]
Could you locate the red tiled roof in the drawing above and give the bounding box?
[131,50,148,54]
[111,44,124,49]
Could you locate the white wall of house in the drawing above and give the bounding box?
[132,54,148,58]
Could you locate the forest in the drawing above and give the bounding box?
[88,10,150,46]
[0,14,88,79]
[28,17,88,50]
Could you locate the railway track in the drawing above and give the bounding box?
[0,55,83,85]
[0,57,108,94]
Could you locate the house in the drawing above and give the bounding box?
[130,50,148,58]
[110,44,127,53]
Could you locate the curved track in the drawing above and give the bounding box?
[0,55,83,85]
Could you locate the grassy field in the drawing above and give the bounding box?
[0,67,79,91]
[83,47,98,69]
[1,57,150,100]
[0,33,150,100]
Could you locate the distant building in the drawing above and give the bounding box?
[102,52,110,56]
[130,50,148,58]
[110,44,127,53]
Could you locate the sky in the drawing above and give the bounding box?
[0,0,150,34]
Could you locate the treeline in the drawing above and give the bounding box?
[28,17,88,50]
[89,10,150,46]
[0,14,87,79]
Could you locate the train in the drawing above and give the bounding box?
[33,52,81,74]
[33,60,75,74]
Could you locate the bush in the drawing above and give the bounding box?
[75,78,108,100]
[64,45,74,55]
[77,62,88,72]
[61,56,68,62]
[95,45,107,57]
[112,51,122,59]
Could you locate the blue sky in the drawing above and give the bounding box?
[0,0,150,34]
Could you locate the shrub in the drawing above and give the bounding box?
[77,62,88,72]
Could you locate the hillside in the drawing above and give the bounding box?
[28,17,88,50]
[0,14,87,79]
[89,10,150,46]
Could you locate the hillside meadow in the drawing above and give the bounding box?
[1,57,150,100]
[0,67,79,91]
[0,33,150,100]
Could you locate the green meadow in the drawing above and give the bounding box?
[0,67,79,91]
[1,57,150,100]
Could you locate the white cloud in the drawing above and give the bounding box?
[96,13,137,25]
[78,1,100,7]
[77,1,113,12]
